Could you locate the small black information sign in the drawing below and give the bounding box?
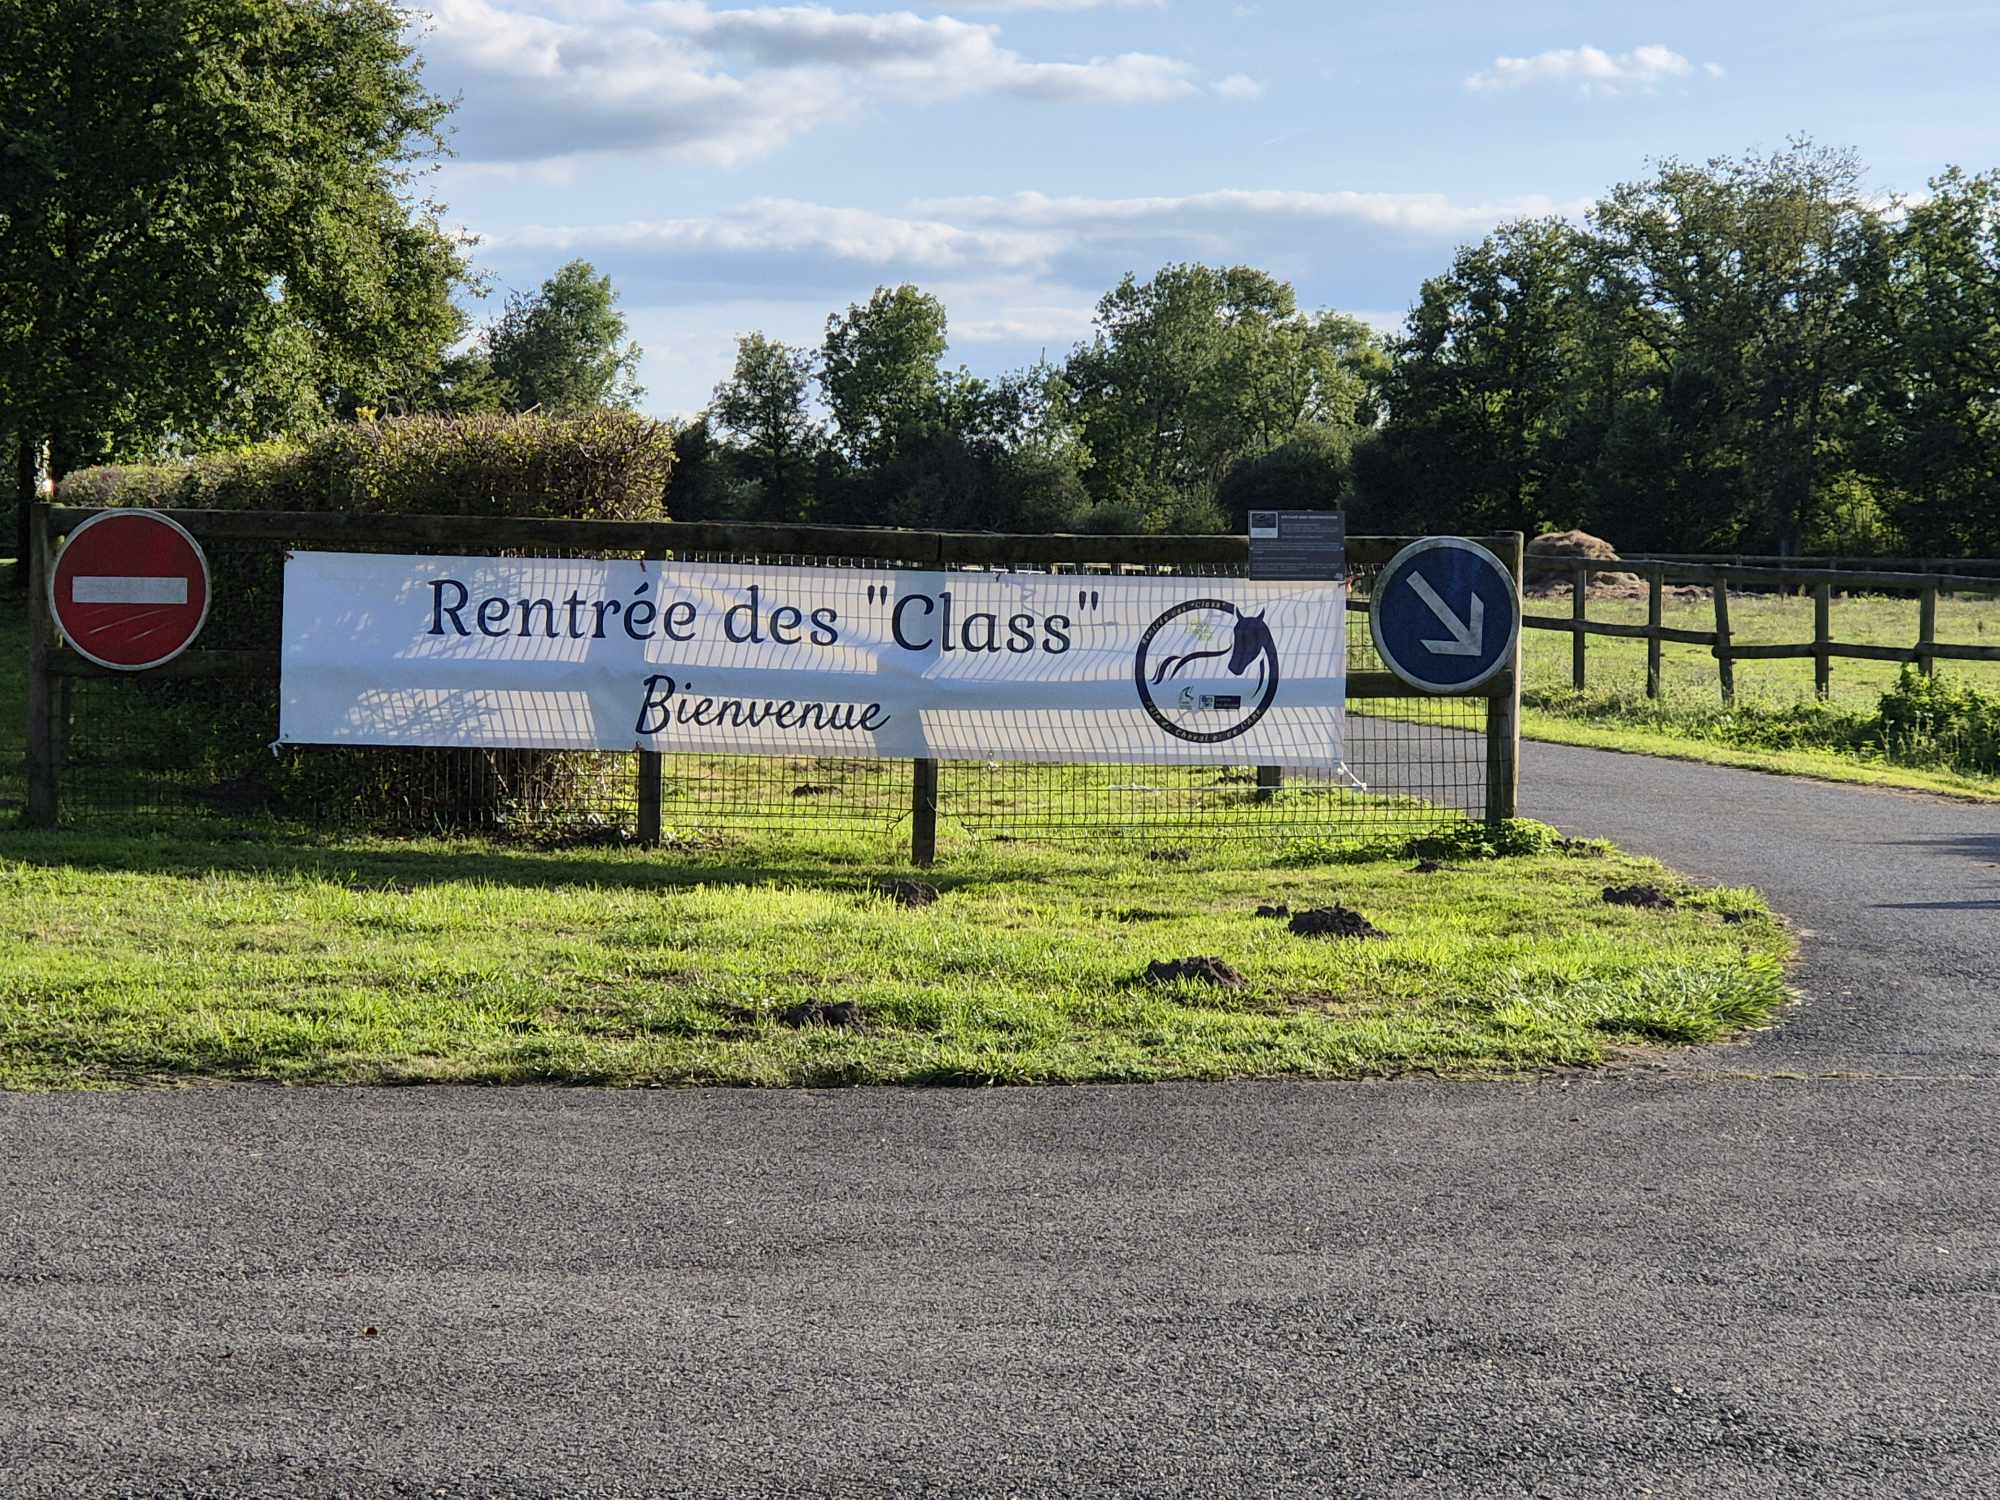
[1248,510,1346,581]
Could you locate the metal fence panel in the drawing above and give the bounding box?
[26,510,1520,850]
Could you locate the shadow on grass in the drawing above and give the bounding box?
[0,824,1043,898]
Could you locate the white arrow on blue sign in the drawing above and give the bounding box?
[1369,537,1520,694]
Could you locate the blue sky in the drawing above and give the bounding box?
[413,1,2000,415]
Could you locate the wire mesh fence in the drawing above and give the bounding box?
[29,513,1512,850]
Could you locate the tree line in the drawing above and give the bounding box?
[672,272,1384,538]
[679,142,2000,558]
[4,3,1998,566]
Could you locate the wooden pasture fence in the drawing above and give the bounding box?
[1622,552,2000,579]
[1525,557,2000,703]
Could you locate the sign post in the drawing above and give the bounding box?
[48,510,211,671]
[1248,510,1347,796]
[1370,535,1523,822]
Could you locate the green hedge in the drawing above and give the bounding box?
[57,413,675,833]
[59,409,674,519]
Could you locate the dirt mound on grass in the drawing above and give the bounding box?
[1254,903,1291,919]
[1603,883,1677,910]
[778,1000,864,1028]
[878,879,938,908]
[1287,905,1387,940]
[1143,956,1246,989]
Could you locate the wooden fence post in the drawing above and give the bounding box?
[1813,582,1832,698]
[1484,532,1523,825]
[1712,570,1736,704]
[1918,586,1938,678]
[636,751,663,847]
[910,758,939,867]
[24,504,59,828]
[1645,568,1664,699]
[636,547,665,846]
[1571,561,1588,691]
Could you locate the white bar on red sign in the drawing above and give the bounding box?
[71,576,190,605]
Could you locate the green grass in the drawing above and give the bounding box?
[0,553,1792,1089]
[0,826,1790,1089]
[1518,585,2000,798]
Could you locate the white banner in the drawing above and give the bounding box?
[279,553,1347,767]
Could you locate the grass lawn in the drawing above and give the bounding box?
[1516,585,2000,800]
[0,827,1788,1089]
[0,553,1789,1089]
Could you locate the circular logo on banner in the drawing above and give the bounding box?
[49,509,212,671]
[1133,599,1281,743]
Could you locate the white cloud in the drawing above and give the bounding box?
[922,0,1165,9]
[488,199,1065,274]
[422,0,1199,166]
[481,187,1586,414]
[1214,74,1264,100]
[1464,43,1720,97]
[912,187,1587,240]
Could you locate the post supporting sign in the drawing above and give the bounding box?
[1369,537,1520,695]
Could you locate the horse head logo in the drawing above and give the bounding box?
[1148,605,1278,694]
[1134,600,1282,743]
[1227,609,1278,692]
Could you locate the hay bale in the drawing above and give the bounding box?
[1526,530,1639,591]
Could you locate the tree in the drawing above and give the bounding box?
[483,260,644,414]
[1588,141,1886,552]
[1857,167,2000,553]
[0,0,476,573]
[1063,264,1379,528]
[819,285,960,469]
[1217,426,1358,536]
[710,334,821,519]
[1369,219,1595,536]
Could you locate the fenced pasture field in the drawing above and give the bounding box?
[1514,560,2000,798]
[1522,579,2000,709]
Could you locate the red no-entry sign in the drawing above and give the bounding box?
[49,510,212,670]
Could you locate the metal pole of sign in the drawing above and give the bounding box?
[24,503,59,829]
[1484,531,1523,825]
[910,758,939,868]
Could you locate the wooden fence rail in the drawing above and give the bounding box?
[1622,552,2000,579]
[1516,558,2000,703]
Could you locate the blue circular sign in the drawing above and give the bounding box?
[1370,538,1519,694]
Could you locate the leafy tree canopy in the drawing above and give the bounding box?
[0,0,474,468]
[483,259,645,415]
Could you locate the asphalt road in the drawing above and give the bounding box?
[4,744,1998,1498]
